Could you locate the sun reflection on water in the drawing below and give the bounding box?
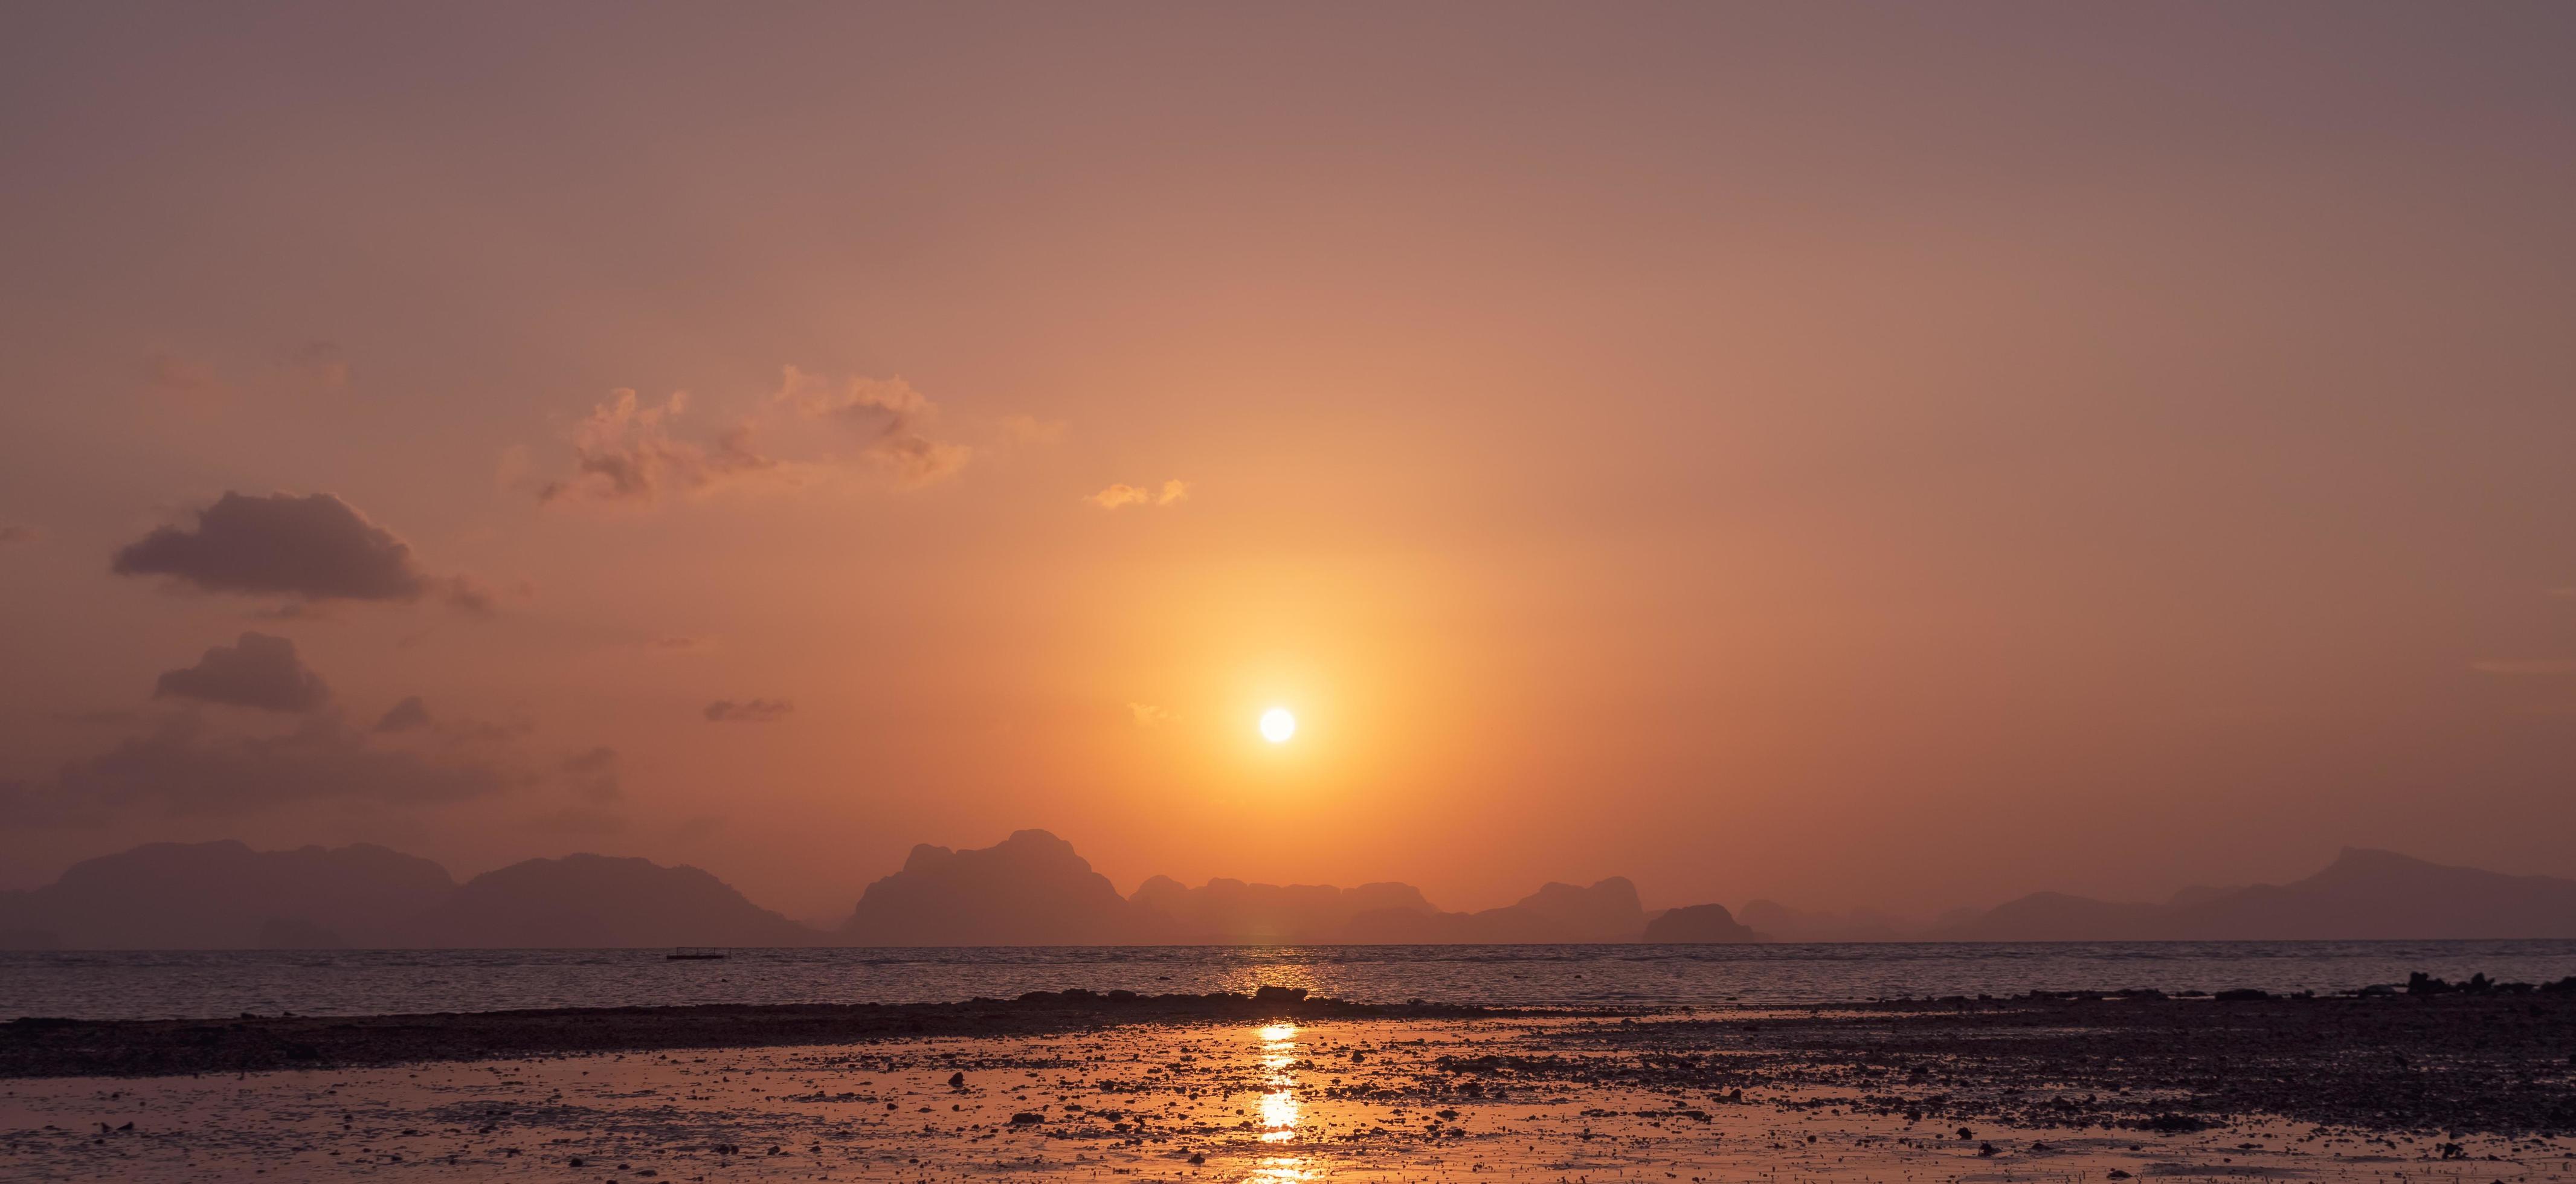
[1257,1022,1299,1144]
[1245,1155,1315,1183]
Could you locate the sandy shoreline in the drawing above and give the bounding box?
[4,991,2571,1182]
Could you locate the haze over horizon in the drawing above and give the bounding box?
[5,4,2575,925]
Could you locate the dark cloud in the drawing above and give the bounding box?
[0,716,514,827]
[112,492,431,602]
[375,695,431,733]
[153,632,330,712]
[704,698,794,723]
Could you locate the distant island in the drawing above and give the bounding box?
[2,831,2568,950]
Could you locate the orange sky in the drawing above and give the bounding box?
[3,4,2573,923]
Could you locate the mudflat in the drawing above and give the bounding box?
[3,991,2571,1182]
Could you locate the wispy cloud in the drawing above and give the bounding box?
[772,367,970,487]
[1089,478,1190,510]
[537,389,776,504]
[705,698,794,723]
[535,368,980,505]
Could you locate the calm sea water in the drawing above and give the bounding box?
[6,940,2574,1021]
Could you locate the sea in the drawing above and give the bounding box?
[6,939,2575,1022]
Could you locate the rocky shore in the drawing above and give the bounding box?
[0,986,1497,1079]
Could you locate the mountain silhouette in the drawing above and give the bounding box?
[1342,877,1650,943]
[1643,903,1762,943]
[9,836,2572,948]
[402,854,825,948]
[0,840,452,949]
[839,829,1167,945]
[1130,876,1438,944]
[1948,848,2576,941]
[1734,899,1910,943]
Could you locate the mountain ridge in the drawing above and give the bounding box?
[5,837,2568,949]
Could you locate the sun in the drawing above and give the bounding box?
[1258,707,1297,744]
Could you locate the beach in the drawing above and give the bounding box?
[6,989,2572,1182]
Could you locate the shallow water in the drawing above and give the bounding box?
[5,1014,2569,1182]
[7,939,2574,1021]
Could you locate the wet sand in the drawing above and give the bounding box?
[4,994,2572,1182]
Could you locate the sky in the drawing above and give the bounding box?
[2,3,2573,924]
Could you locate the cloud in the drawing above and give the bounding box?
[1129,703,1174,726]
[705,698,794,723]
[153,632,330,712]
[0,716,515,826]
[0,524,41,545]
[2471,659,2576,675]
[535,369,979,505]
[111,491,484,611]
[2550,586,2576,601]
[538,388,776,504]
[773,367,970,487]
[375,695,431,733]
[1089,478,1191,510]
